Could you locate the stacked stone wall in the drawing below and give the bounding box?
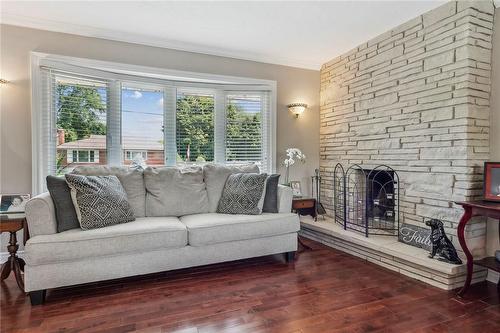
[319,1,495,256]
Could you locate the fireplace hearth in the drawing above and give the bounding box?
[333,164,399,237]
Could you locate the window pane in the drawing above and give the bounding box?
[226,94,262,164]
[176,91,214,163]
[78,150,89,162]
[55,76,107,175]
[122,86,164,166]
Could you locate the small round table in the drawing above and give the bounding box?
[0,213,27,291]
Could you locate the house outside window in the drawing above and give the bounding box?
[67,150,99,163]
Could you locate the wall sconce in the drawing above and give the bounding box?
[287,103,307,118]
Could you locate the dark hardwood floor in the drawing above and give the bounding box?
[1,239,499,333]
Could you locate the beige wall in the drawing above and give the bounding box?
[487,8,500,257]
[0,24,320,197]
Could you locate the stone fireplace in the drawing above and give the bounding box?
[295,1,500,291]
[317,1,495,262]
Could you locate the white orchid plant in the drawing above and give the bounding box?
[282,148,306,185]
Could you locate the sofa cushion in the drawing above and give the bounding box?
[144,166,209,217]
[180,213,299,246]
[203,163,260,212]
[25,217,187,265]
[72,166,146,217]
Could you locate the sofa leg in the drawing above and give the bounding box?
[30,290,46,305]
[285,251,296,263]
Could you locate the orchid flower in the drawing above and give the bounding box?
[282,148,306,184]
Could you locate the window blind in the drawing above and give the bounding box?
[35,60,275,193]
[121,85,164,166]
[225,92,270,172]
[175,90,215,164]
[39,69,110,190]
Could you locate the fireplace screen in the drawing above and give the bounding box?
[333,163,399,237]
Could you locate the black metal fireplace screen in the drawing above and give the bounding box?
[333,163,400,237]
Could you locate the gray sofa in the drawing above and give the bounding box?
[24,164,299,305]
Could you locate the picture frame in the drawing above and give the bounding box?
[289,181,302,197]
[0,194,31,213]
[484,162,500,202]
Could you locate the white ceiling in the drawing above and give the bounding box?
[1,1,446,70]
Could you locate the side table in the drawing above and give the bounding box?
[0,213,26,291]
[292,197,317,221]
[455,201,500,297]
[292,197,316,251]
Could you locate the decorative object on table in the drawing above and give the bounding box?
[290,181,302,197]
[425,219,462,265]
[483,162,500,202]
[217,173,268,215]
[0,194,30,214]
[282,147,306,185]
[311,169,326,218]
[287,103,307,118]
[398,223,432,251]
[64,174,135,230]
[0,213,27,291]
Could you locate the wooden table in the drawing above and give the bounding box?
[455,201,500,296]
[292,197,317,221]
[0,214,27,291]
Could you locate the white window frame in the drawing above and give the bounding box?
[31,52,277,194]
[68,150,98,163]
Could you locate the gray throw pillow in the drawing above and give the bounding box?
[217,173,268,215]
[263,174,280,213]
[46,175,80,232]
[65,174,135,230]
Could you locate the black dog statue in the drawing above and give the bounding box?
[425,219,462,265]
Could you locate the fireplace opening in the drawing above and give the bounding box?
[333,164,399,237]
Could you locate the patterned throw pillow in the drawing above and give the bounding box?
[65,174,135,230]
[217,173,268,215]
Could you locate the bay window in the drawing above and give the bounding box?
[32,54,276,194]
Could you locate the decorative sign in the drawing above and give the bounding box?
[398,223,432,251]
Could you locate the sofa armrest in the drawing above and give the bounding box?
[25,192,57,237]
[277,185,293,213]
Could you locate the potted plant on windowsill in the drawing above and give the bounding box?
[282,148,306,185]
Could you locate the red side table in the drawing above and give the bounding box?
[455,201,500,296]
